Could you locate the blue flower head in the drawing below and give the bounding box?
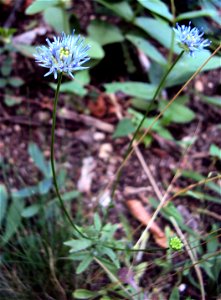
[173,22,211,56]
[34,30,90,79]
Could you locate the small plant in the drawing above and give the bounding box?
[0,27,24,106]
[64,213,123,274]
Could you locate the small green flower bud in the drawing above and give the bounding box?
[169,236,184,251]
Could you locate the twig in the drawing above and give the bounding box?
[48,247,67,300]
[197,208,221,221]
[0,116,42,127]
[0,109,114,133]
[109,93,163,201]
[165,174,221,204]
[58,107,114,133]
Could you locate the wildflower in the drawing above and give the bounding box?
[34,30,90,79]
[173,22,211,56]
[169,236,184,251]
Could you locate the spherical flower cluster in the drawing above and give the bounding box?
[173,22,211,56]
[34,30,90,79]
[169,236,184,251]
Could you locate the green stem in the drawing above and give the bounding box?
[111,50,184,199]
[50,72,87,239]
[167,0,176,66]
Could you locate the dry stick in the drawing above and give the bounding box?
[170,217,205,300]
[197,208,221,221]
[109,94,163,201]
[48,247,67,300]
[165,174,221,205]
[133,146,163,201]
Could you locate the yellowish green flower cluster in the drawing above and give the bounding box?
[169,236,184,251]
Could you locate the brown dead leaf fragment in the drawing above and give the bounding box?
[127,199,167,248]
[88,95,107,117]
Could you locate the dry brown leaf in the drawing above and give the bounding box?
[127,199,167,248]
[88,95,107,117]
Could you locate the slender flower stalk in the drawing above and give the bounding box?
[50,73,82,236]
[35,31,90,238]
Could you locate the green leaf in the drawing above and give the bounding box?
[73,289,97,299]
[85,38,105,60]
[28,142,50,178]
[14,44,36,58]
[8,77,24,87]
[50,81,87,97]
[206,230,219,253]
[1,57,12,76]
[201,95,221,107]
[129,108,173,140]
[165,52,221,87]
[113,118,136,138]
[186,191,221,204]
[169,287,180,300]
[12,186,38,199]
[0,184,8,226]
[3,199,24,244]
[149,198,187,230]
[209,144,221,159]
[88,20,124,46]
[38,178,52,195]
[48,190,80,205]
[99,246,120,268]
[160,101,195,124]
[64,239,92,252]
[181,170,221,194]
[176,9,217,22]
[137,0,172,21]
[131,97,156,111]
[76,255,93,274]
[94,213,102,231]
[21,204,40,218]
[43,6,69,33]
[96,0,134,21]
[104,82,157,99]
[134,17,180,53]
[126,34,166,65]
[25,0,59,15]
[75,70,90,85]
[0,78,7,88]
[4,95,22,106]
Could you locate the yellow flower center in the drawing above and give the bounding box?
[59,47,70,60]
[187,35,195,43]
